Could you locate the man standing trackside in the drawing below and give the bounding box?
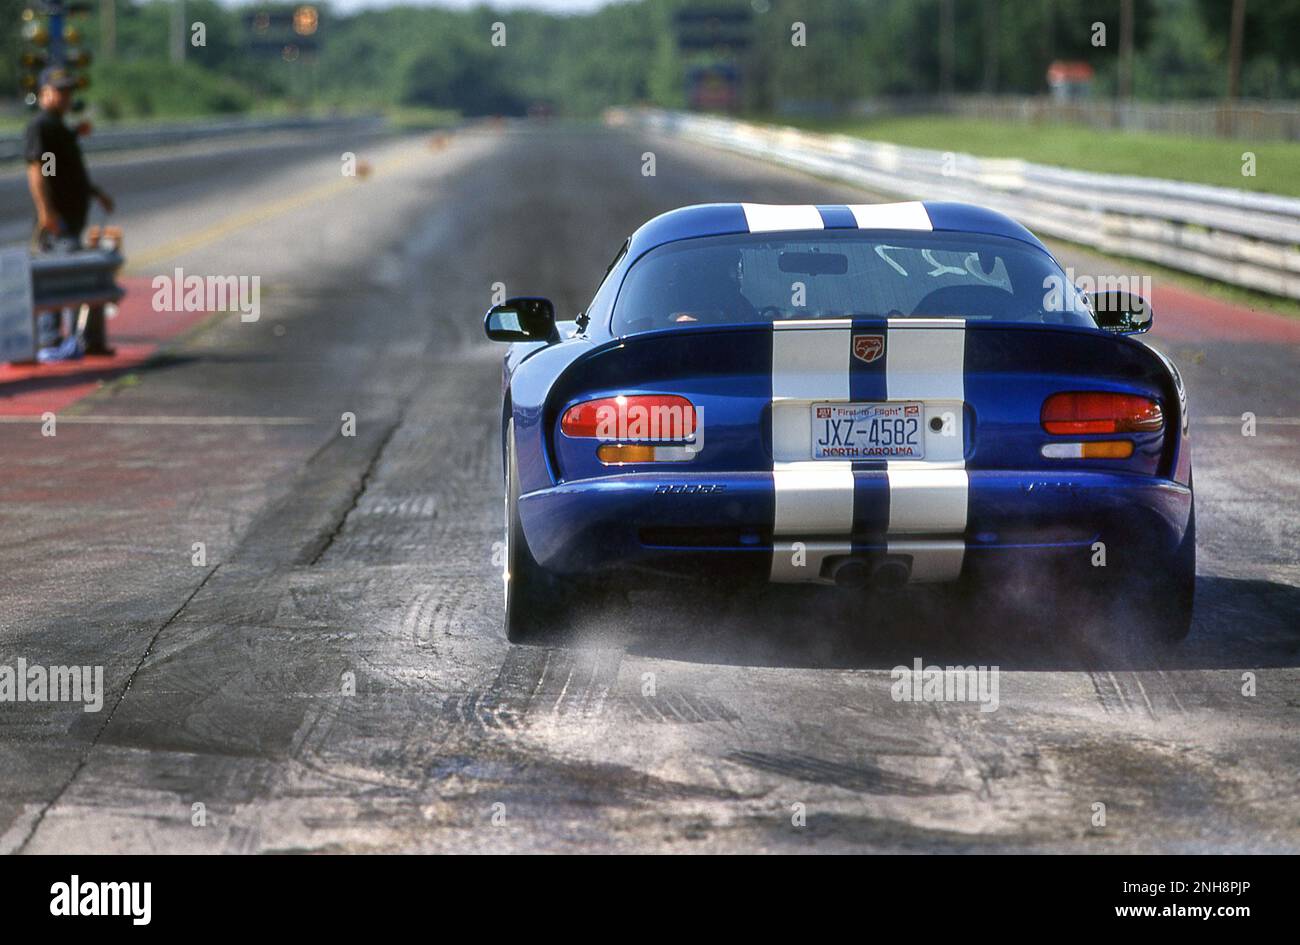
[24,65,115,358]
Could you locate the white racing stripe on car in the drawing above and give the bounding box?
[885,319,965,402]
[885,318,968,581]
[846,201,932,231]
[886,468,968,533]
[742,203,825,233]
[771,319,853,582]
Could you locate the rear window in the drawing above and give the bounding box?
[611,230,1095,335]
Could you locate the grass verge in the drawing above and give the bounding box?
[772,113,1300,197]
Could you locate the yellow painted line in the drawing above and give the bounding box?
[127,177,353,271]
[125,146,431,273]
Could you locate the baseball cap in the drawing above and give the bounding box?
[39,67,77,91]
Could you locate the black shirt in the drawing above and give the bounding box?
[24,108,93,235]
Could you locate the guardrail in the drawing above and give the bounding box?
[0,114,386,163]
[627,109,1300,301]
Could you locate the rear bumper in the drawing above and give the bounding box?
[518,469,1193,584]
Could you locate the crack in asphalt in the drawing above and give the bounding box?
[307,415,404,567]
[15,564,222,854]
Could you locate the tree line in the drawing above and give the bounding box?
[3,0,1297,121]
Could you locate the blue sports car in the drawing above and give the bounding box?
[485,202,1194,644]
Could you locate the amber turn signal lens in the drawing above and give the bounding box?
[1081,440,1134,459]
[597,444,656,464]
[1041,440,1134,459]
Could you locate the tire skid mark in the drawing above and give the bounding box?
[1089,670,1133,716]
[585,652,615,719]
[424,750,749,807]
[665,691,699,723]
[566,649,609,719]
[272,574,373,627]
[1144,667,1191,718]
[441,691,520,731]
[441,648,749,730]
[357,494,438,518]
[1158,670,1188,714]
[1088,668,1189,720]
[401,588,438,649]
[1131,674,1158,718]
[516,647,553,720]
[614,689,740,725]
[358,659,445,689]
[632,692,671,724]
[288,695,341,763]
[925,701,1018,801]
[439,646,551,732]
[728,749,957,798]
[550,662,575,715]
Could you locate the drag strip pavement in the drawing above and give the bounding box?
[1,125,1297,853]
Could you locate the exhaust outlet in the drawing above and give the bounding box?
[872,558,911,589]
[829,556,912,589]
[830,558,871,589]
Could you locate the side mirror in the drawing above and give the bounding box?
[483,297,556,343]
[1090,290,1153,334]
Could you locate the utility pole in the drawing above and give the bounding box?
[170,0,186,64]
[981,0,998,94]
[1118,0,1134,99]
[939,0,954,96]
[1040,0,1055,82]
[101,0,115,62]
[1227,0,1247,100]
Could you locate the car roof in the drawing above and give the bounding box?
[625,201,1051,259]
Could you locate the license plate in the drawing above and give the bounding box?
[812,402,925,460]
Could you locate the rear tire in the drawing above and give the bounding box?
[1105,497,1195,647]
[503,419,567,644]
[1135,498,1196,644]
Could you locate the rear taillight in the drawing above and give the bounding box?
[561,395,697,440]
[1041,392,1163,435]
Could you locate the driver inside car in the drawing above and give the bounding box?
[650,247,756,328]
